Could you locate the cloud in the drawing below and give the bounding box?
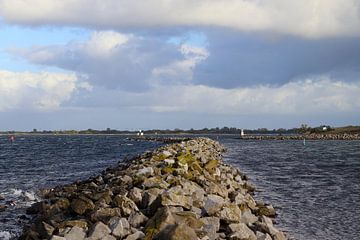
[1,0,360,38]
[70,76,360,116]
[0,70,91,111]
[192,30,360,88]
[11,31,209,91]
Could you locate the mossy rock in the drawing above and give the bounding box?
[189,161,202,172]
[145,207,176,240]
[177,151,196,165]
[182,171,194,180]
[204,159,219,174]
[132,175,145,187]
[54,198,70,210]
[152,153,168,161]
[162,166,175,175]
[58,220,88,230]
[71,197,95,215]
[173,212,204,229]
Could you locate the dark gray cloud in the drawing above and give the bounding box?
[193,29,360,88]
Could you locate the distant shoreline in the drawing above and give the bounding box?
[1,132,360,140]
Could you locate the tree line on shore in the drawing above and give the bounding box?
[3,125,359,135]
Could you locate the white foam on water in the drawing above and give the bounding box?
[9,189,22,196]
[5,189,40,207]
[0,231,12,240]
[23,191,36,202]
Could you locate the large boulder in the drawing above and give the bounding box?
[90,207,121,222]
[228,223,257,240]
[161,191,193,210]
[108,217,131,238]
[155,223,198,240]
[87,222,111,240]
[204,195,225,216]
[71,197,95,215]
[145,207,176,239]
[201,217,220,240]
[63,226,86,240]
[113,195,139,216]
[128,211,149,228]
[217,204,242,223]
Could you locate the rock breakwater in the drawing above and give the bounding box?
[241,133,360,140]
[20,138,287,240]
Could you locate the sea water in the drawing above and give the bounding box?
[222,138,360,240]
[0,135,359,240]
[0,135,161,239]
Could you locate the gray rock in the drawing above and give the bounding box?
[109,217,131,238]
[201,217,220,240]
[259,216,286,240]
[218,204,242,223]
[64,226,86,240]
[161,191,193,210]
[141,188,163,208]
[128,187,142,205]
[145,207,176,236]
[241,209,258,225]
[101,235,117,240]
[228,223,256,240]
[204,195,225,216]
[136,167,154,177]
[113,195,139,216]
[234,175,244,184]
[121,175,133,185]
[256,231,272,240]
[0,194,4,200]
[273,231,287,240]
[245,194,257,210]
[128,211,149,228]
[257,205,276,217]
[156,223,198,240]
[191,206,202,217]
[164,159,175,165]
[87,222,111,240]
[90,207,121,222]
[260,216,278,236]
[233,192,245,205]
[71,197,95,215]
[172,211,204,230]
[162,150,172,157]
[37,221,55,238]
[143,177,170,189]
[50,236,66,240]
[124,231,145,240]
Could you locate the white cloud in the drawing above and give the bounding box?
[85,31,130,57]
[74,76,360,115]
[151,44,209,85]
[0,70,91,111]
[1,0,360,38]
[162,77,360,114]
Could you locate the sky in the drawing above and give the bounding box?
[0,0,360,131]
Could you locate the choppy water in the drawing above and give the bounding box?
[0,135,161,239]
[222,138,360,240]
[0,135,359,240]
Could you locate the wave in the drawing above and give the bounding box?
[0,231,12,240]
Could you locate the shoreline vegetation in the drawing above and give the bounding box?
[20,138,287,240]
[2,125,359,140]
